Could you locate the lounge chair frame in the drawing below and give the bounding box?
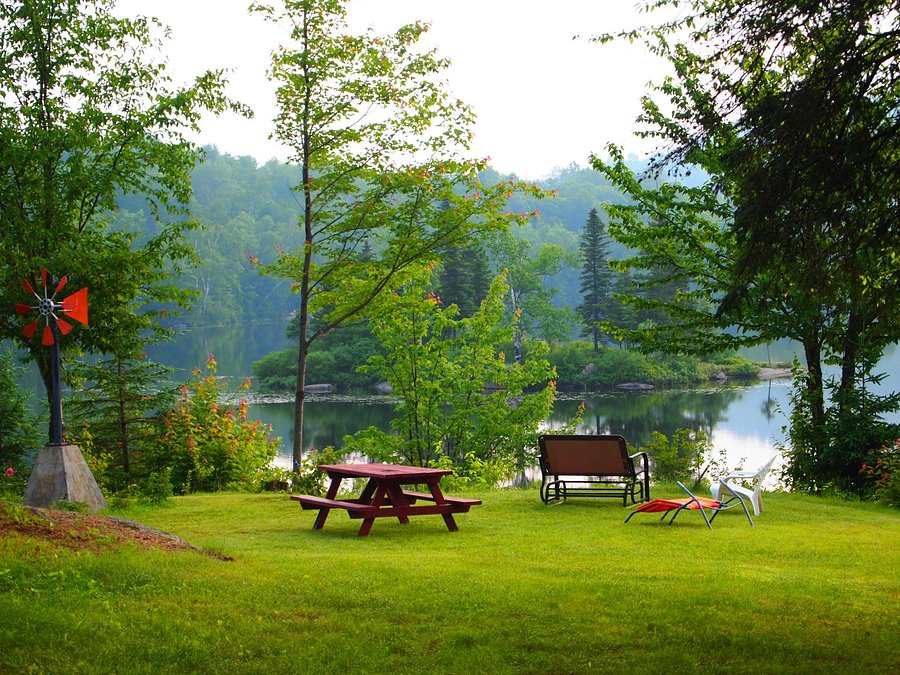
[538,434,650,506]
[624,480,754,529]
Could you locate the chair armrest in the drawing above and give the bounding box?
[717,479,740,498]
[724,470,757,479]
[629,451,650,474]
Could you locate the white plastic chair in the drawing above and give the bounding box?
[710,454,778,517]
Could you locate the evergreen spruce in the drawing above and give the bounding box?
[576,208,613,350]
[437,241,491,319]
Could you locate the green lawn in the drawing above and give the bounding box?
[1,488,898,673]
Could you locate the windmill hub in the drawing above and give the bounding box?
[39,298,54,315]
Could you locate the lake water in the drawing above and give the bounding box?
[16,322,900,483]
[146,325,900,482]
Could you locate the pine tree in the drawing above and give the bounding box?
[577,208,613,350]
[437,241,491,318]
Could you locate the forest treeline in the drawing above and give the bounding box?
[117,148,640,328]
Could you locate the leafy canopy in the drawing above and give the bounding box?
[0,0,247,394]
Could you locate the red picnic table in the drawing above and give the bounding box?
[291,463,481,537]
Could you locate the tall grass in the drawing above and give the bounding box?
[1,488,897,673]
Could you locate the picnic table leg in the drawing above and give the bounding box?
[358,478,378,504]
[384,484,411,525]
[428,483,458,532]
[313,476,342,530]
[357,483,388,537]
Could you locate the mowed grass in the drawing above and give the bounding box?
[1,487,897,674]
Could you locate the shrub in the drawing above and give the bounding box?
[349,272,557,481]
[144,354,280,493]
[288,446,346,495]
[140,468,174,505]
[0,350,41,476]
[251,348,297,392]
[639,428,712,484]
[861,439,899,507]
[707,355,761,379]
[251,321,383,393]
[1,466,26,500]
[783,371,900,496]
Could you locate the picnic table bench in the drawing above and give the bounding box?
[292,463,481,536]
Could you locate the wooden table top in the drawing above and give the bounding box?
[318,463,453,480]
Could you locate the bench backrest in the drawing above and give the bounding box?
[538,434,633,476]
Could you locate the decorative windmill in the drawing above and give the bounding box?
[15,269,89,446]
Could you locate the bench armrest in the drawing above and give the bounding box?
[629,451,650,475]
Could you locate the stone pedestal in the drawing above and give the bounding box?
[24,444,107,512]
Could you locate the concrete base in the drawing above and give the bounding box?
[24,444,107,512]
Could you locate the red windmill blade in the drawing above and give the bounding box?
[61,286,89,326]
[22,277,38,297]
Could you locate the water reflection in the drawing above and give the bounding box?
[256,380,798,472]
[147,322,292,380]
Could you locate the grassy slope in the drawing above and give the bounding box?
[1,488,897,674]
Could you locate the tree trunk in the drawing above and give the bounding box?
[802,337,827,455]
[838,305,863,411]
[293,63,314,469]
[293,339,308,471]
[117,359,130,481]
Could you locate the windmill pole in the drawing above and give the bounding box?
[48,319,63,445]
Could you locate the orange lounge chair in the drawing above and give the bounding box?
[624,481,754,529]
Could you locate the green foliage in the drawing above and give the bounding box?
[594,1,900,495]
[0,467,26,501]
[861,439,900,507]
[488,229,579,359]
[252,320,383,393]
[546,341,708,389]
[703,355,761,379]
[0,351,40,475]
[347,271,557,484]
[0,0,246,400]
[437,240,492,319]
[251,0,547,464]
[140,469,175,505]
[286,446,347,496]
[67,355,177,491]
[577,207,614,350]
[782,369,900,496]
[143,355,280,493]
[251,348,297,392]
[639,428,712,484]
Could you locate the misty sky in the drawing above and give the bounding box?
[117,0,667,179]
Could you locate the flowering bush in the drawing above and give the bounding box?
[143,355,280,494]
[861,439,899,507]
[0,466,25,499]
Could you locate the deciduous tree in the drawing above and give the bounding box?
[0,0,245,419]
[251,0,541,468]
[348,270,557,482]
[593,0,900,492]
[489,230,578,362]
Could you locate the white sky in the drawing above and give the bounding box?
[116,0,666,179]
